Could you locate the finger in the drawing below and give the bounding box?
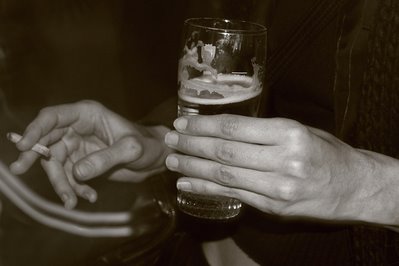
[166,153,299,201]
[65,159,97,203]
[41,141,77,209]
[9,150,40,175]
[41,158,77,209]
[176,177,282,214]
[10,127,70,174]
[37,128,69,147]
[165,131,285,172]
[173,114,303,145]
[16,129,66,153]
[17,103,85,151]
[126,136,165,170]
[72,136,146,181]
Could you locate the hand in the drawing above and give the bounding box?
[10,100,172,209]
[165,114,399,225]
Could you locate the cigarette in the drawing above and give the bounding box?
[7,132,51,158]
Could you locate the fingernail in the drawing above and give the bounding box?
[174,118,188,131]
[61,193,76,209]
[165,132,179,146]
[75,162,93,179]
[9,162,23,175]
[177,181,192,192]
[60,193,69,203]
[64,199,76,209]
[165,155,179,170]
[84,191,97,203]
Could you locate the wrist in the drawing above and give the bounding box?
[354,150,399,226]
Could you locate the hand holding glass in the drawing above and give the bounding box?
[177,18,267,219]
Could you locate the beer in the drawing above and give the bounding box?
[178,72,262,117]
[176,18,267,220]
[177,72,263,219]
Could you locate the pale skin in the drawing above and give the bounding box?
[165,114,399,226]
[8,101,399,265]
[9,102,399,225]
[9,100,172,209]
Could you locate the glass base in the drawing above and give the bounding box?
[177,191,242,220]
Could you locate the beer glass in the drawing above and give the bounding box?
[177,18,267,219]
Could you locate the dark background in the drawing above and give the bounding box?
[0,0,267,122]
[0,1,269,265]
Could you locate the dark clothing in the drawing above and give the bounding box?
[149,0,399,265]
[1,0,398,265]
[225,0,353,264]
[231,0,399,265]
[232,209,353,266]
[151,0,399,265]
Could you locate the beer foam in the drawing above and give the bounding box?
[179,73,262,105]
[179,89,261,105]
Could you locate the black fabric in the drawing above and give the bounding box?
[148,1,399,265]
[142,1,399,265]
[347,0,399,265]
[0,101,177,266]
[352,0,399,158]
[263,0,338,133]
[233,208,353,266]
[156,231,210,266]
[232,2,352,264]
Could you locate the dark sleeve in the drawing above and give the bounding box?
[139,96,177,129]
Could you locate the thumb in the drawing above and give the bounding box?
[73,136,143,181]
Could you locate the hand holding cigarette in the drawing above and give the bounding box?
[7,132,51,158]
[7,131,99,208]
[7,101,170,210]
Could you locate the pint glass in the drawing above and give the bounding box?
[177,18,267,219]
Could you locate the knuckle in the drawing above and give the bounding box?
[25,122,40,134]
[38,106,53,116]
[179,156,194,172]
[178,135,192,152]
[217,166,236,186]
[123,137,143,160]
[286,124,309,144]
[78,100,104,112]
[37,107,55,123]
[215,142,236,164]
[97,151,115,166]
[225,188,240,200]
[219,115,240,137]
[79,99,102,107]
[277,181,299,201]
[286,159,306,176]
[251,147,265,165]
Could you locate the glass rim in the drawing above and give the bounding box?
[184,17,267,35]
